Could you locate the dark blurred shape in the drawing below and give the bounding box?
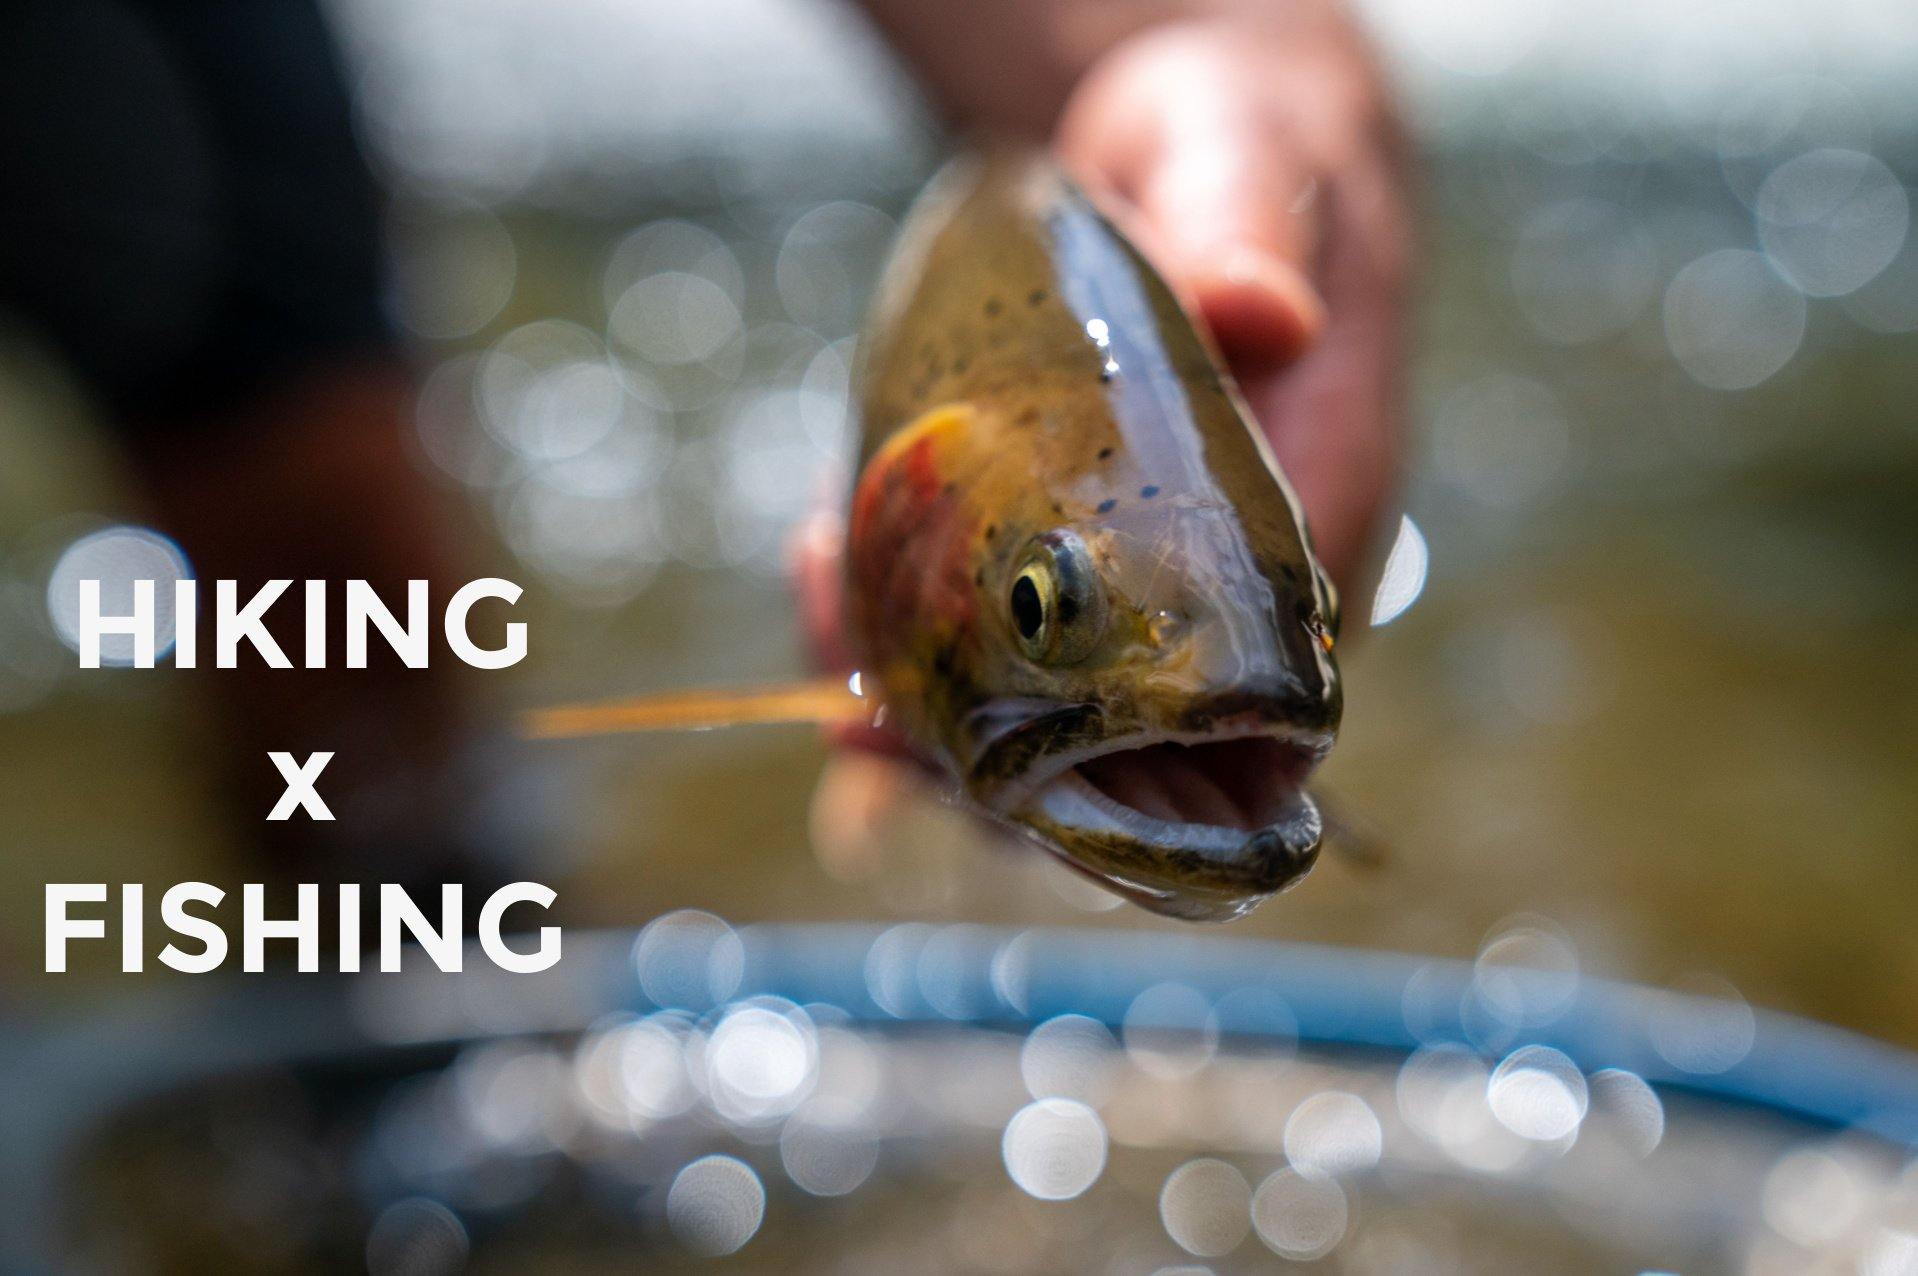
[0,0,388,422]
[0,0,500,897]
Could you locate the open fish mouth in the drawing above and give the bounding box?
[1066,734,1321,834]
[998,721,1333,921]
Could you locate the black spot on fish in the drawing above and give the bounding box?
[985,297,1003,317]
[1028,288,1047,307]
[1051,502,1064,515]
[1017,407,1040,426]
[1096,446,1113,460]
[974,568,985,587]
[1096,499,1117,514]
[1098,366,1116,383]
[1281,565,1299,583]
[943,481,956,495]
[1058,593,1078,624]
[985,524,997,540]
[953,356,969,375]
[1140,485,1160,498]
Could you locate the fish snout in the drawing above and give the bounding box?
[1162,588,1341,739]
[1174,675,1340,741]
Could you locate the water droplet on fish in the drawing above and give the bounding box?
[847,671,864,698]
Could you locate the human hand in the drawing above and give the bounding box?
[1054,14,1412,593]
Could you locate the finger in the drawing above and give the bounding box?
[1131,124,1327,367]
[789,506,850,672]
[809,750,918,882]
[1238,154,1410,594]
[1056,38,1326,366]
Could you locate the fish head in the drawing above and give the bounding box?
[843,149,1347,920]
[951,482,1343,921]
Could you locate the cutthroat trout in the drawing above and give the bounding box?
[529,151,1344,922]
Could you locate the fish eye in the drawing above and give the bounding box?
[1010,573,1045,640]
[1008,530,1106,665]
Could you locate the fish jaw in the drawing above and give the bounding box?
[963,700,1335,921]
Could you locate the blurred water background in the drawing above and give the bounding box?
[50,923,1918,1273]
[1,0,1914,1062]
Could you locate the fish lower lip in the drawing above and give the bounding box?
[1243,813,1323,882]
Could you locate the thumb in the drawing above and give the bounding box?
[1132,130,1326,368]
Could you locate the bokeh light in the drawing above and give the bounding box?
[1020,1013,1120,1104]
[1284,1090,1385,1179]
[1663,249,1807,390]
[1122,983,1219,1080]
[780,1100,880,1197]
[1762,1146,1869,1247]
[1486,1044,1589,1142]
[633,910,745,1010]
[1001,1098,1108,1200]
[1158,1158,1252,1257]
[705,999,818,1123]
[1756,148,1909,297]
[45,525,191,666]
[1649,972,1757,1074]
[1588,1068,1666,1157]
[1510,198,1657,344]
[1251,1167,1350,1260]
[666,1154,766,1256]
